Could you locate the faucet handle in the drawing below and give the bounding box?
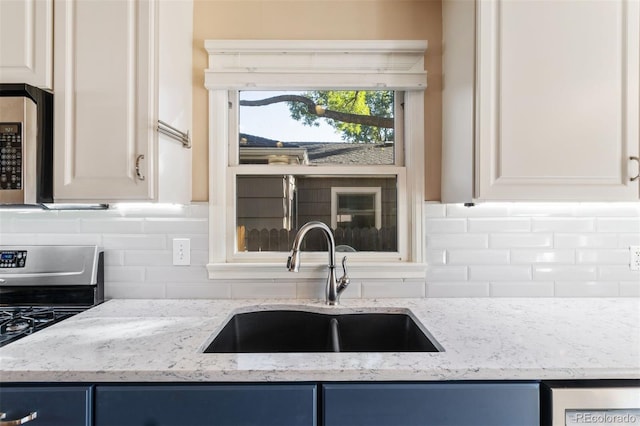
[338,256,350,292]
[341,256,349,277]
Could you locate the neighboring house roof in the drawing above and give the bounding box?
[239,133,393,165]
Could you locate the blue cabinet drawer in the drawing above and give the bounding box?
[323,382,539,426]
[96,384,317,426]
[0,385,92,426]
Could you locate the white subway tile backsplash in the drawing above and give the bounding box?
[469,266,532,281]
[620,281,640,297]
[424,218,466,233]
[510,249,575,264]
[36,233,102,246]
[508,203,574,217]
[362,279,425,298]
[576,249,629,265]
[103,234,167,250]
[231,281,297,299]
[11,218,80,233]
[103,250,125,266]
[1,202,637,299]
[596,217,640,233]
[490,233,553,248]
[339,282,363,299]
[0,233,38,245]
[6,210,60,220]
[427,234,488,249]
[166,282,231,299]
[426,266,468,281]
[424,203,446,218]
[0,217,11,234]
[490,282,554,297]
[190,250,209,266]
[533,266,597,281]
[80,218,144,234]
[468,218,530,233]
[426,282,490,297]
[105,282,166,299]
[531,218,595,233]
[143,218,208,234]
[619,233,640,247]
[105,266,146,283]
[573,203,640,217]
[597,266,640,282]
[554,282,620,297]
[125,250,173,266]
[447,249,510,265]
[425,249,447,265]
[146,266,209,283]
[295,280,330,299]
[554,233,618,249]
[295,280,363,299]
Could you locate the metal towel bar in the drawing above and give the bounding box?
[157,120,191,148]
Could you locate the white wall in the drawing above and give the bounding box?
[0,202,638,299]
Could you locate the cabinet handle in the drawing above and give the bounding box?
[135,154,146,181]
[0,411,38,426]
[631,156,640,182]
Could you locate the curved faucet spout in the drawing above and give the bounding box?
[286,221,349,305]
[288,221,336,270]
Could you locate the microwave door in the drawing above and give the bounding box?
[0,83,53,205]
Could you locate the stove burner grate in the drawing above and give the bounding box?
[0,307,84,347]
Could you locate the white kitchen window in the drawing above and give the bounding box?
[205,40,428,280]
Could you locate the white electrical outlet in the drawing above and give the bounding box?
[630,246,640,271]
[173,238,190,266]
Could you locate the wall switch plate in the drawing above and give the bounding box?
[630,246,640,271]
[173,238,190,266]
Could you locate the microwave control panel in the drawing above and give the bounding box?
[0,122,22,190]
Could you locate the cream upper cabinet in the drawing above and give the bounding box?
[0,0,53,89]
[476,0,640,201]
[443,0,640,202]
[53,0,192,203]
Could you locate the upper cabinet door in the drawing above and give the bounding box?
[0,0,53,89]
[476,0,640,201]
[53,0,156,202]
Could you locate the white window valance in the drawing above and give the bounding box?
[204,40,428,90]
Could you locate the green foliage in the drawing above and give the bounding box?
[288,90,394,143]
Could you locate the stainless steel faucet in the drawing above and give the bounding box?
[286,221,349,305]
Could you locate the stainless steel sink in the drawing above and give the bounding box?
[203,309,442,353]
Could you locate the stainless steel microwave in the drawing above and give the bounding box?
[0,84,53,204]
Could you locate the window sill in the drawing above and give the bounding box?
[206,262,427,280]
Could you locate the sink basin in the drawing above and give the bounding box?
[204,310,335,353]
[203,309,441,353]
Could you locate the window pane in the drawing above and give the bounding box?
[239,90,395,165]
[236,175,397,252]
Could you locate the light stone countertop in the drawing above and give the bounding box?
[0,298,638,382]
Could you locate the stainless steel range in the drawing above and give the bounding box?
[0,245,104,347]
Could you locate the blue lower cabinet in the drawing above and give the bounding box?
[0,385,92,426]
[95,384,317,426]
[322,382,540,426]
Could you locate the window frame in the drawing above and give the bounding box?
[205,40,428,280]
